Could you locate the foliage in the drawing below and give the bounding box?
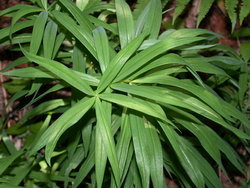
[172,0,250,30]
[0,0,249,187]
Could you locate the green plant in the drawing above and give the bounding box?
[172,0,250,30]
[0,0,249,187]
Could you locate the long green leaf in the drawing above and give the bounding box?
[138,0,161,39]
[115,0,135,48]
[59,0,94,33]
[116,109,132,177]
[43,20,58,59]
[115,36,205,81]
[28,97,93,159]
[129,113,150,188]
[21,48,95,96]
[95,122,108,188]
[20,99,67,123]
[96,32,147,93]
[95,98,120,187]
[0,20,34,41]
[132,75,228,120]
[44,97,95,165]
[93,26,110,73]
[0,4,36,16]
[72,44,86,73]
[73,141,95,188]
[111,83,250,139]
[11,7,43,37]
[146,123,164,188]
[159,122,205,188]
[52,10,97,59]
[30,11,48,55]
[100,93,171,125]
[181,138,222,188]
[0,149,24,175]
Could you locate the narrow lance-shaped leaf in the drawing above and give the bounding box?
[0,4,36,16]
[72,44,86,73]
[95,124,108,188]
[59,0,94,33]
[0,149,24,175]
[30,11,48,55]
[159,121,205,188]
[20,99,67,123]
[73,137,95,188]
[100,93,172,125]
[177,119,222,167]
[143,0,162,39]
[145,122,164,188]
[96,31,147,93]
[111,83,250,139]
[52,10,97,59]
[115,0,135,48]
[95,98,120,187]
[115,36,205,82]
[0,20,34,41]
[21,47,95,96]
[95,100,111,188]
[129,113,150,188]
[10,6,43,37]
[93,26,110,73]
[43,20,58,59]
[43,97,95,165]
[116,109,132,177]
[182,139,223,188]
